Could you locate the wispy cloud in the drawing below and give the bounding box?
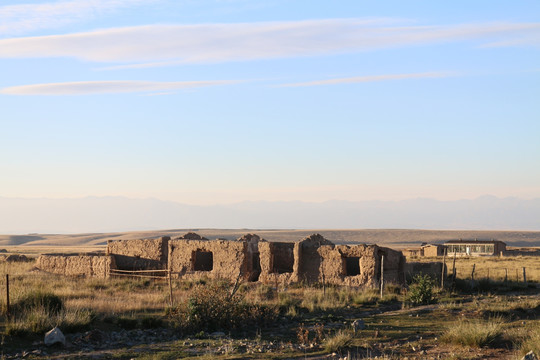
[279,71,455,87]
[0,0,155,36]
[0,80,240,95]
[0,19,538,65]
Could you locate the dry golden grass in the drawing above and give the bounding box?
[416,255,540,282]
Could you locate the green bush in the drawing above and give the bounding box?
[169,281,278,333]
[406,274,436,305]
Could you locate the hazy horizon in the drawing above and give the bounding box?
[2,195,540,234]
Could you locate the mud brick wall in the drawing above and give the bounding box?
[319,244,380,287]
[168,239,249,281]
[37,254,115,278]
[378,247,406,285]
[404,262,445,283]
[297,234,334,284]
[107,237,169,270]
[259,242,297,284]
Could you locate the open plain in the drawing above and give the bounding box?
[1,229,539,359]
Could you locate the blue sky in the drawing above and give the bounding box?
[1,0,539,205]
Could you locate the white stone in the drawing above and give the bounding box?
[44,327,65,346]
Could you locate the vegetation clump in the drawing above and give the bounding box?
[5,291,94,336]
[168,281,278,333]
[406,274,436,305]
[440,317,504,348]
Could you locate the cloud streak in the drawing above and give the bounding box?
[279,71,455,87]
[0,19,538,65]
[0,0,155,36]
[0,80,239,95]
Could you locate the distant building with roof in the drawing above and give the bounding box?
[444,239,506,256]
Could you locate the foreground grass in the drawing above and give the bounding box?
[440,317,505,347]
[1,255,539,359]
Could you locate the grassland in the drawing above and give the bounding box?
[2,228,540,248]
[1,255,539,359]
[411,255,540,283]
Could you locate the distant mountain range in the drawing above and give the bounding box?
[0,195,539,234]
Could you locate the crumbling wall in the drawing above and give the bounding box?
[297,234,334,284]
[237,234,263,282]
[404,261,445,283]
[320,244,381,287]
[36,232,408,286]
[259,242,296,284]
[168,239,249,281]
[37,253,115,278]
[403,248,423,258]
[379,247,406,285]
[107,236,169,270]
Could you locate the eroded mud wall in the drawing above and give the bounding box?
[404,261,445,283]
[259,242,296,284]
[37,254,115,278]
[168,239,249,281]
[107,237,169,270]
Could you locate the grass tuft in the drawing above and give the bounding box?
[440,316,505,348]
[323,329,354,353]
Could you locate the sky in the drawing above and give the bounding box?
[1,0,539,205]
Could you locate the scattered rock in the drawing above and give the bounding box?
[352,319,365,331]
[210,331,226,338]
[522,351,539,360]
[81,329,106,343]
[44,327,65,347]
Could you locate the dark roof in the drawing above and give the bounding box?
[445,239,505,245]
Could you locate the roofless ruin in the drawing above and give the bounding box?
[37,233,406,287]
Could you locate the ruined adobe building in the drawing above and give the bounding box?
[38,232,406,287]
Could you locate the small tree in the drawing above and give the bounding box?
[407,274,435,305]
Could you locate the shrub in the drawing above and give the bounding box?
[169,281,278,333]
[323,329,353,353]
[254,284,276,301]
[5,306,94,336]
[406,274,436,305]
[440,317,504,347]
[12,291,63,315]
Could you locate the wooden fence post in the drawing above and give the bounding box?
[441,249,447,289]
[380,255,384,298]
[523,267,527,285]
[5,274,10,318]
[504,268,508,282]
[487,268,490,282]
[471,264,476,281]
[168,267,173,307]
[451,251,457,284]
